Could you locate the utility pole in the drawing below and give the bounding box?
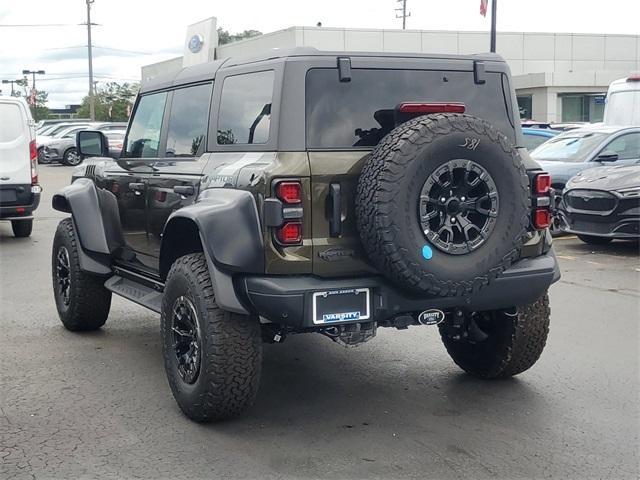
[86,0,96,121]
[490,0,497,53]
[395,0,410,30]
[21,69,45,121]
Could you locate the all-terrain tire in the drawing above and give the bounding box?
[356,113,530,297]
[161,253,262,422]
[11,219,33,237]
[52,218,112,331]
[577,234,613,245]
[439,293,550,379]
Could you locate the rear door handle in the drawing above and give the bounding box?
[173,185,195,196]
[328,182,342,237]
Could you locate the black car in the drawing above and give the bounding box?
[561,165,640,244]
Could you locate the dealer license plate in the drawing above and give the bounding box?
[312,288,370,325]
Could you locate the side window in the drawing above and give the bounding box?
[165,83,212,157]
[124,92,168,158]
[217,70,274,145]
[602,132,640,160]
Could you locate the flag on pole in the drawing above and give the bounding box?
[480,0,489,16]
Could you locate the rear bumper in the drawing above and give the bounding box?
[0,185,41,220]
[239,249,560,329]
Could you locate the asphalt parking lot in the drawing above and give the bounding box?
[1,165,639,480]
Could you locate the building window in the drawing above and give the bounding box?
[217,70,274,145]
[560,94,605,123]
[517,95,532,120]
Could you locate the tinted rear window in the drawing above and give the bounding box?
[306,68,514,149]
[0,104,24,143]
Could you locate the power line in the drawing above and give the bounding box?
[0,23,84,27]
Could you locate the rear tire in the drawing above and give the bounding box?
[37,147,51,165]
[161,253,262,422]
[577,234,613,245]
[439,293,550,379]
[52,218,111,331]
[11,219,33,237]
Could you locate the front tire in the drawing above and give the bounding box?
[52,218,111,331]
[161,253,262,422]
[62,148,82,166]
[577,234,613,245]
[439,293,550,379]
[11,219,33,237]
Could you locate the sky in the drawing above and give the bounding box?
[1,0,639,108]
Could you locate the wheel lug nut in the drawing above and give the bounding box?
[451,217,456,223]
[440,197,446,203]
[461,196,466,201]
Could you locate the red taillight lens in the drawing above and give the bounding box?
[398,102,466,114]
[535,173,551,194]
[627,74,640,82]
[533,208,551,229]
[276,181,302,204]
[29,140,38,185]
[276,221,302,244]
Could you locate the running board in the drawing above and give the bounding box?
[104,275,162,313]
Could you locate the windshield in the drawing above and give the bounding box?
[531,132,607,162]
[604,90,640,126]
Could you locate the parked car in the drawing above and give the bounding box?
[36,123,92,163]
[531,125,640,233]
[522,127,560,151]
[603,75,640,126]
[52,49,558,422]
[36,118,92,133]
[43,125,126,166]
[560,164,640,244]
[104,130,125,158]
[0,96,41,237]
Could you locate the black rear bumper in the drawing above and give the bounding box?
[239,249,560,328]
[0,184,41,220]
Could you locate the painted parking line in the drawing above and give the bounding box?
[554,236,578,241]
[556,255,577,260]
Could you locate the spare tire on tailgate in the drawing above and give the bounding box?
[356,113,530,297]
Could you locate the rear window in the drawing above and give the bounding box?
[0,104,24,143]
[305,68,515,149]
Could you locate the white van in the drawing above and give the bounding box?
[603,75,640,126]
[0,97,41,237]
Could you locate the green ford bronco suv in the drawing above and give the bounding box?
[52,48,559,422]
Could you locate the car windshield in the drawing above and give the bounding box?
[531,131,607,162]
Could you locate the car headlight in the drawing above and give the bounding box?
[616,186,640,197]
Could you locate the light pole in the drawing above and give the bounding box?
[86,0,96,121]
[21,69,45,120]
[1,79,19,96]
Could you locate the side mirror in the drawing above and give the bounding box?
[596,150,619,162]
[76,130,109,159]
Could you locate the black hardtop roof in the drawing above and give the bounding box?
[140,47,505,94]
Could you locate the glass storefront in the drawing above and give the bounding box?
[517,95,533,120]
[560,93,606,123]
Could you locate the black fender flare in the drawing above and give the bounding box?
[52,178,124,275]
[160,188,265,314]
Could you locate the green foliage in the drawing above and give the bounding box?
[217,28,262,45]
[76,81,139,121]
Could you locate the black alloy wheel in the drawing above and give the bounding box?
[419,159,499,255]
[170,296,202,385]
[55,246,72,307]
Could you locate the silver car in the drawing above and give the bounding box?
[43,123,127,166]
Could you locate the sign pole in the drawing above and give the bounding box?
[490,0,497,52]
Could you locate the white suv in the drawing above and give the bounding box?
[0,96,41,237]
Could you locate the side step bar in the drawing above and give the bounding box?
[104,275,163,313]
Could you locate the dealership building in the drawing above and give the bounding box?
[142,19,640,124]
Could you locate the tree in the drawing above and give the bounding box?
[12,81,50,120]
[217,28,262,45]
[76,81,139,122]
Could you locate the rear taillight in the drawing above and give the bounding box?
[273,180,304,245]
[29,140,38,185]
[627,74,640,82]
[398,102,466,114]
[531,173,552,230]
[276,222,303,244]
[276,181,302,204]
